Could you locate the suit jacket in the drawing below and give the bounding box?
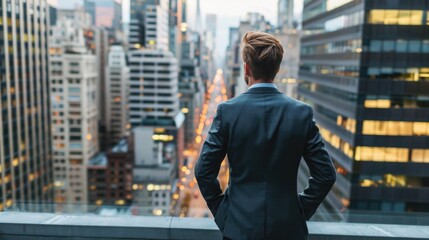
[195,87,336,240]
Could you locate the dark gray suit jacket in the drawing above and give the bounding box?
[195,87,336,240]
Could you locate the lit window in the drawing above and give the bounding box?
[412,149,429,163]
[364,99,390,108]
[355,147,408,162]
[368,10,423,25]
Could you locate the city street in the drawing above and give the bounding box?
[172,70,229,218]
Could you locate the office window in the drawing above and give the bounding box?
[382,41,394,52]
[355,147,409,162]
[368,10,423,25]
[370,40,381,52]
[412,149,429,163]
[409,40,421,53]
[396,40,407,52]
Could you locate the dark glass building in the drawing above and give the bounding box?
[0,0,53,211]
[298,0,429,221]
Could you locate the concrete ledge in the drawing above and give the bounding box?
[0,212,428,239]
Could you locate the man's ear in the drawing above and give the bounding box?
[244,63,251,77]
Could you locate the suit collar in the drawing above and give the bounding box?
[245,87,282,94]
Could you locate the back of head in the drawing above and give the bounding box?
[241,31,284,81]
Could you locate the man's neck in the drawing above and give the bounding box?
[248,79,274,87]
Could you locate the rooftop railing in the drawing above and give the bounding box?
[1,212,429,240]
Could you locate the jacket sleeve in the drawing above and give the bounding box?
[195,104,227,216]
[299,105,336,220]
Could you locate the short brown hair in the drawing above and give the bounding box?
[241,31,284,81]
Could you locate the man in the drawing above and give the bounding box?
[195,31,336,240]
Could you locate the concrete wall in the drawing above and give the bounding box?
[0,212,428,240]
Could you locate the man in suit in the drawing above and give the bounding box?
[195,31,336,240]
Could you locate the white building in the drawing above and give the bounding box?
[50,17,99,209]
[128,50,180,127]
[105,45,130,147]
[131,127,174,216]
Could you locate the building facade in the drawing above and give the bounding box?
[88,137,134,208]
[128,50,180,127]
[298,0,429,221]
[50,17,98,209]
[104,45,129,147]
[129,0,169,51]
[0,0,53,212]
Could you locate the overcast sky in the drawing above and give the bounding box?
[48,0,303,65]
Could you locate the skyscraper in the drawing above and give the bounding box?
[128,50,180,127]
[0,0,53,212]
[298,0,429,221]
[104,45,130,147]
[225,27,240,98]
[129,0,169,51]
[83,0,123,43]
[277,0,294,29]
[205,14,217,52]
[50,15,99,209]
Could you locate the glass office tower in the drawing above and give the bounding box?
[0,0,53,211]
[298,0,429,222]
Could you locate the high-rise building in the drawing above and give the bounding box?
[129,0,169,51]
[83,0,96,25]
[128,50,180,127]
[50,17,99,209]
[225,27,240,98]
[205,14,217,52]
[273,27,300,98]
[83,27,109,151]
[298,0,429,221]
[104,45,130,147]
[277,0,294,29]
[0,0,54,212]
[167,0,179,55]
[49,5,58,26]
[83,0,123,42]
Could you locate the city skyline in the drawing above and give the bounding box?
[47,0,304,66]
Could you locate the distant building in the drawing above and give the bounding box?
[104,45,130,147]
[84,0,123,42]
[131,127,174,216]
[128,50,181,127]
[277,0,294,29]
[129,0,169,51]
[83,0,96,25]
[273,27,300,98]
[49,16,99,210]
[205,14,217,53]
[0,0,53,212]
[88,137,134,208]
[83,27,110,151]
[224,27,240,98]
[298,0,429,222]
[49,5,58,26]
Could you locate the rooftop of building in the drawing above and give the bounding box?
[111,138,129,153]
[88,152,108,166]
[0,212,428,240]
